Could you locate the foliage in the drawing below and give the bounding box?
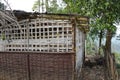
[64,0,120,29]
[63,0,120,56]
[115,53,120,64]
[32,0,65,13]
[0,2,6,10]
[63,0,119,33]
[115,53,120,75]
[117,68,120,75]
[86,34,98,55]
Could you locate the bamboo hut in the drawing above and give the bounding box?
[0,11,89,80]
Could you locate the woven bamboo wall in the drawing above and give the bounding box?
[0,52,74,80]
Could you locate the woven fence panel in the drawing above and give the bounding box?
[0,52,74,80]
[0,53,29,80]
[30,53,74,80]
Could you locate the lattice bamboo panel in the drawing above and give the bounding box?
[0,18,74,52]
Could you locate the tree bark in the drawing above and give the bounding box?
[105,29,112,65]
[104,29,112,79]
[45,0,49,12]
[98,30,103,55]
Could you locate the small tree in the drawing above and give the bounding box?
[63,0,120,56]
[32,0,64,13]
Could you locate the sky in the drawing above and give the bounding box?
[3,0,35,12]
[116,25,120,35]
[2,0,63,12]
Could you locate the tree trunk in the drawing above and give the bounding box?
[45,0,49,12]
[104,29,112,80]
[98,30,103,55]
[104,29,119,80]
[105,29,112,65]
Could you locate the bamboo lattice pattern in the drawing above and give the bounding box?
[0,18,74,52]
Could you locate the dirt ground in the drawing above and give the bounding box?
[81,55,120,80]
[81,66,106,80]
